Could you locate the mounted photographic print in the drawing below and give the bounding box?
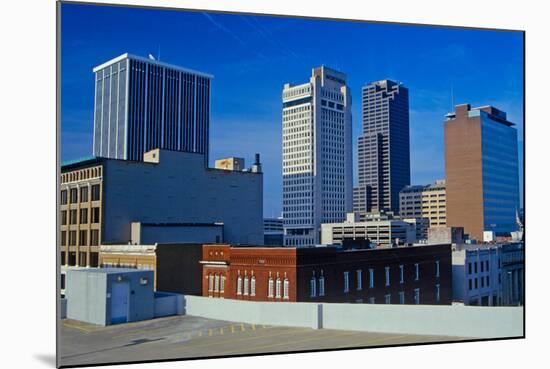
[57,1,525,367]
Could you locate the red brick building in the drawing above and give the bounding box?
[201,244,452,305]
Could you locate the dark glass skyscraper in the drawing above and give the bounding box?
[92,53,212,162]
[354,80,410,215]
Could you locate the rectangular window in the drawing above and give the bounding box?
[474,262,478,273]
[283,278,289,299]
[60,190,67,205]
[80,208,88,224]
[80,187,88,203]
[61,210,67,225]
[399,291,405,304]
[414,288,420,304]
[69,231,77,246]
[469,279,472,290]
[436,284,440,303]
[61,231,67,246]
[91,184,101,201]
[369,268,374,288]
[481,277,485,288]
[385,267,390,286]
[486,260,489,271]
[79,230,87,246]
[468,262,472,274]
[486,275,490,287]
[414,263,420,281]
[498,273,501,284]
[90,229,99,246]
[251,276,256,296]
[343,271,349,293]
[91,207,100,223]
[69,209,77,224]
[220,276,225,293]
[481,261,484,273]
[356,270,362,290]
[385,294,391,304]
[70,188,78,203]
[475,278,478,289]
[399,265,404,284]
[435,260,440,278]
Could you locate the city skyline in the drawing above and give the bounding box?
[61,4,525,217]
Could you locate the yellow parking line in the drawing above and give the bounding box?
[171,327,311,353]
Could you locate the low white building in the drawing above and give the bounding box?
[452,242,524,306]
[321,212,416,247]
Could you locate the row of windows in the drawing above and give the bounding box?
[468,274,500,290]
[468,259,496,274]
[61,167,102,183]
[309,262,440,296]
[60,207,100,225]
[60,184,100,205]
[60,229,100,246]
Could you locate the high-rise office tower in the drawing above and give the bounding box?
[354,80,410,216]
[445,104,520,241]
[282,66,352,246]
[92,53,213,162]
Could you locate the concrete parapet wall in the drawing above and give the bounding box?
[183,295,321,329]
[182,295,523,338]
[321,303,523,338]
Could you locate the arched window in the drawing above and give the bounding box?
[208,273,213,292]
[275,275,282,298]
[319,270,325,297]
[243,272,249,296]
[283,274,289,299]
[236,271,243,295]
[268,272,274,298]
[214,274,220,292]
[251,273,256,296]
[310,271,317,298]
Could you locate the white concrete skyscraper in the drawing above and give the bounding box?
[282,66,352,246]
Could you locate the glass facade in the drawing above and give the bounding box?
[93,55,212,162]
[480,113,520,234]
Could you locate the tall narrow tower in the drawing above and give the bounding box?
[92,53,213,162]
[282,66,353,247]
[354,80,410,216]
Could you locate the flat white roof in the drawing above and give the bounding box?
[92,53,214,79]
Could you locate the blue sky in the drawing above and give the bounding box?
[61,3,524,216]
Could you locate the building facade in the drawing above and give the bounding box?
[99,243,204,295]
[451,242,524,306]
[282,66,353,247]
[92,53,212,162]
[60,149,263,267]
[320,212,416,247]
[263,218,284,246]
[445,104,520,241]
[200,243,451,305]
[399,179,446,228]
[354,80,410,215]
